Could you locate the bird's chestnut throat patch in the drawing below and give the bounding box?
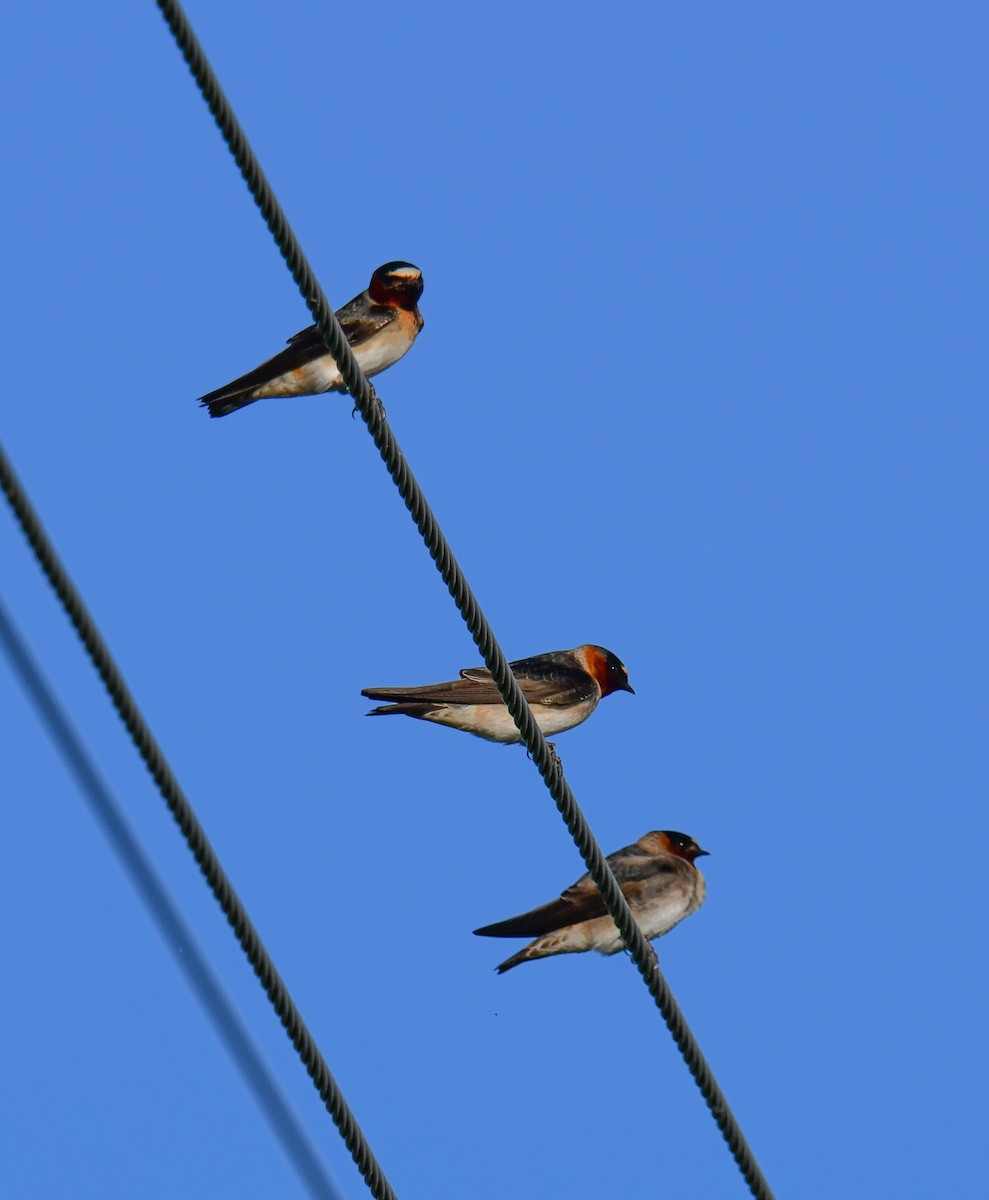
[369,272,422,308]
[582,646,614,692]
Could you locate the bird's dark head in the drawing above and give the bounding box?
[369,261,424,309]
[579,645,634,697]
[658,831,709,864]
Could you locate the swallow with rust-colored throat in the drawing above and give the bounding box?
[361,644,633,743]
[199,261,424,417]
[474,830,708,973]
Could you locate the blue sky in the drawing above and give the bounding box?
[2,2,986,1197]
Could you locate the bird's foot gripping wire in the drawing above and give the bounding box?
[528,741,563,775]
[352,385,387,423]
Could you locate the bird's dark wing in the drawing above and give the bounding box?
[458,655,598,708]
[286,300,397,352]
[474,893,601,939]
[474,852,679,939]
[363,658,593,708]
[362,676,503,706]
[198,335,328,411]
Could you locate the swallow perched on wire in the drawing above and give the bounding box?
[199,261,424,417]
[361,645,633,743]
[474,830,708,973]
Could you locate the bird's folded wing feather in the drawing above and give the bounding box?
[475,859,678,938]
[458,662,597,706]
[287,302,396,353]
[364,670,592,707]
[362,677,507,705]
[200,331,337,403]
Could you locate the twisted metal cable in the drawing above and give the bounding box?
[0,596,346,1200]
[155,2,774,1197]
[0,441,398,1200]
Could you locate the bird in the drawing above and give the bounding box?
[199,261,424,417]
[474,830,708,973]
[361,645,633,743]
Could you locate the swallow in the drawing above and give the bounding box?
[474,830,708,973]
[199,261,424,417]
[361,645,633,743]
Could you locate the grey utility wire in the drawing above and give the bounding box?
[0,596,346,1200]
[154,3,775,1198]
[0,438,398,1200]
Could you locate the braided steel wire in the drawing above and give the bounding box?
[0,3,777,1196]
[0,440,398,1200]
[155,3,775,1197]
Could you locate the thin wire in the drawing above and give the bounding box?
[0,442,398,1200]
[152,3,775,1197]
[0,596,346,1200]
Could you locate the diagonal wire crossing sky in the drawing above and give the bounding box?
[153,2,775,1197]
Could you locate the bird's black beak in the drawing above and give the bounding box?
[695,848,711,857]
[622,681,635,694]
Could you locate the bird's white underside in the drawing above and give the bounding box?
[534,887,702,958]
[422,697,600,743]
[256,320,414,399]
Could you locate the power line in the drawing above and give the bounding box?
[153,3,775,1197]
[0,442,398,1200]
[0,596,346,1200]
